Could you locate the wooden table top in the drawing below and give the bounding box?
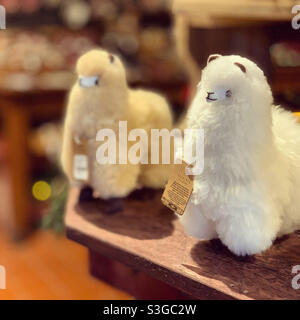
[65,187,300,300]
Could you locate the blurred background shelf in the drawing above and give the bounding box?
[0,87,67,238]
[272,66,300,93]
[173,0,293,24]
[66,187,300,300]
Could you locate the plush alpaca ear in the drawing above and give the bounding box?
[234,62,246,73]
[207,54,221,64]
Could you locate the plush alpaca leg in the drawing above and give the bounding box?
[91,160,141,199]
[103,198,124,214]
[79,185,94,202]
[216,202,280,256]
[91,162,139,214]
[180,200,217,240]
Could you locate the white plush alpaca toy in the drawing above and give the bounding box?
[61,49,173,212]
[180,54,300,256]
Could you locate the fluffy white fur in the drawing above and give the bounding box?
[61,49,173,199]
[179,54,300,256]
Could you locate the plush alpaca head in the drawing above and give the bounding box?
[187,54,275,159]
[76,49,127,90]
[70,49,128,117]
[197,54,273,121]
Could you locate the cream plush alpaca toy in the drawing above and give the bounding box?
[61,49,172,212]
[179,54,300,256]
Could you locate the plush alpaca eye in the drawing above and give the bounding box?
[226,90,232,98]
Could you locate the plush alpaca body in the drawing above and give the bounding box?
[61,49,173,202]
[180,54,300,256]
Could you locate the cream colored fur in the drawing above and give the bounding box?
[180,54,300,256]
[61,49,173,199]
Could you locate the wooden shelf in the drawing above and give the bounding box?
[173,0,293,26]
[66,187,300,300]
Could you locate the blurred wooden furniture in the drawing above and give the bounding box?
[66,186,300,300]
[173,0,293,24]
[272,66,300,95]
[0,86,67,238]
[173,0,295,94]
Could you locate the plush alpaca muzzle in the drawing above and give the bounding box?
[79,75,100,88]
[206,88,232,102]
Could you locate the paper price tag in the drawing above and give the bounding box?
[71,136,89,183]
[73,154,89,181]
[161,161,193,215]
